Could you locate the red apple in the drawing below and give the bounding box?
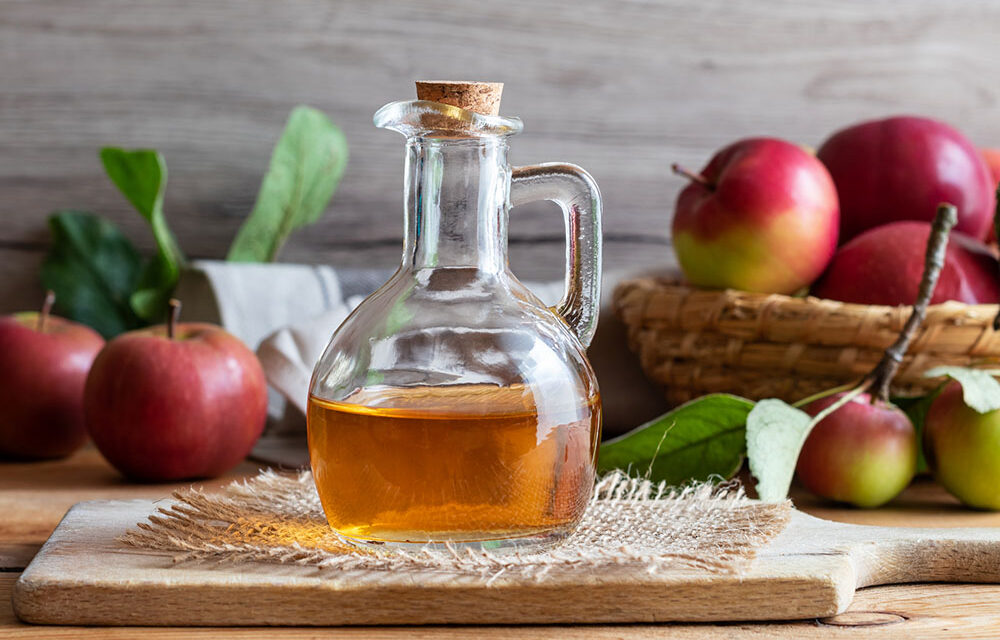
[671,138,840,294]
[981,148,1000,188]
[797,392,917,508]
[0,293,104,459]
[924,382,1000,510]
[818,116,994,242]
[980,148,1000,243]
[84,301,267,481]
[811,221,1000,306]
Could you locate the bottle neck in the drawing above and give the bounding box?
[402,137,510,273]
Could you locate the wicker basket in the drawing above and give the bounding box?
[613,277,1000,405]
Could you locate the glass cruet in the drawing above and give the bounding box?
[307,81,603,548]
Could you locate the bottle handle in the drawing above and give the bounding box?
[511,163,603,348]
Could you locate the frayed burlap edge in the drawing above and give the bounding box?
[120,470,790,583]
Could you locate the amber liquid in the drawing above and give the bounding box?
[307,385,601,543]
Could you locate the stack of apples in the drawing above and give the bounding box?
[672,115,1000,509]
[672,116,1000,304]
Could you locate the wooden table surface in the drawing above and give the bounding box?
[3,448,1000,638]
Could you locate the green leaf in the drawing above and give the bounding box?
[598,394,755,486]
[40,211,145,338]
[746,399,813,502]
[924,366,1000,414]
[100,147,185,321]
[227,106,348,263]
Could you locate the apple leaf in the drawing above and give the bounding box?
[746,399,813,502]
[924,366,1000,414]
[227,106,348,263]
[40,211,145,338]
[598,394,754,486]
[100,147,185,322]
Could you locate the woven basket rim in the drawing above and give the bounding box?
[614,276,1000,315]
[612,275,1000,403]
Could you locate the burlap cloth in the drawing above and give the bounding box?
[121,470,791,582]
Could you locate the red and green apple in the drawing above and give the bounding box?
[924,382,1000,510]
[671,137,840,295]
[796,392,917,508]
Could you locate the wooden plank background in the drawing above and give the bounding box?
[3,0,1000,312]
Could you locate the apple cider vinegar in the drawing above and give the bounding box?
[307,83,604,548]
[307,385,601,544]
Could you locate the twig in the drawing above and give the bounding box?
[167,298,182,340]
[867,203,957,403]
[37,290,55,333]
[671,164,712,190]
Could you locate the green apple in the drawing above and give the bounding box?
[924,382,1000,510]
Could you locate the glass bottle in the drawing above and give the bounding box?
[307,82,603,548]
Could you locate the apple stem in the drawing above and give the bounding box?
[671,163,712,190]
[167,298,181,340]
[867,203,957,404]
[37,290,56,333]
[992,182,1000,330]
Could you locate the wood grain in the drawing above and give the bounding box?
[0,447,260,570]
[6,574,1000,639]
[5,0,1000,312]
[0,248,45,315]
[5,451,1000,636]
[11,498,1000,626]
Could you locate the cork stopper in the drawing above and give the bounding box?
[415,81,503,116]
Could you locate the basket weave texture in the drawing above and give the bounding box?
[613,277,1000,405]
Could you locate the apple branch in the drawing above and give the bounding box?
[671,163,712,190]
[867,203,957,403]
[167,298,182,340]
[37,290,55,333]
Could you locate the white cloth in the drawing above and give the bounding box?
[173,260,346,352]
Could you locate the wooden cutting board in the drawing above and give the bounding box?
[12,499,1000,626]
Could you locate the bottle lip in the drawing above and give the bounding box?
[374,100,523,138]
